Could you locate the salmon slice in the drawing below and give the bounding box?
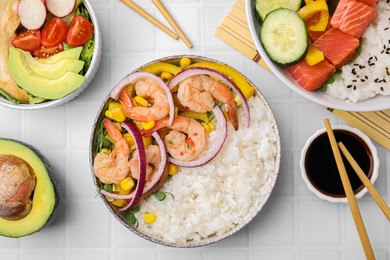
[331,0,376,38]
[356,0,377,6]
[313,27,359,68]
[286,59,335,91]
[306,12,332,42]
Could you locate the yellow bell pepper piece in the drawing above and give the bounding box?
[305,44,325,66]
[123,133,135,147]
[179,110,209,123]
[309,11,329,31]
[111,107,126,122]
[100,148,111,154]
[189,62,255,100]
[298,0,328,20]
[201,122,212,134]
[142,136,152,147]
[111,199,126,207]
[139,62,182,76]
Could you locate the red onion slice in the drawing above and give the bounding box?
[119,121,146,212]
[168,67,250,128]
[100,131,167,205]
[110,72,175,126]
[168,106,227,168]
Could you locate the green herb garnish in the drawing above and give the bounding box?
[125,205,140,227]
[154,190,175,201]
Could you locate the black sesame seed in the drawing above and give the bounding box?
[352,79,357,82]
[380,87,384,91]
[385,27,390,31]
[374,78,379,83]
[361,79,366,82]
[347,85,353,88]
[353,86,357,90]
[365,75,368,79]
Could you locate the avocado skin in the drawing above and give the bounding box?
[0,138,60,238]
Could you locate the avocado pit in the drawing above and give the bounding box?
[0,154,36,220]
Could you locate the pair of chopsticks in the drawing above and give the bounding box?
[324,118,390,260]
[119,0,192,48]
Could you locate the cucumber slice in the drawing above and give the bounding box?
[254,0,302,23]
[260,8,309,66]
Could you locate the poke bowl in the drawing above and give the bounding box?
[0,0,102,110]
[89,55,281,247]
[246,0,390,112]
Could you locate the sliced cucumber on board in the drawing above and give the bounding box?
[260,8,309,66]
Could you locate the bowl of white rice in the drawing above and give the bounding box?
[246,0,390,112]
[89,55,281,247]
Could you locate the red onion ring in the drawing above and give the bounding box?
[100,131,167,206]
[168,106,227,168]
[119,121,146,212]
[168,67,250,128]
[110,72,175,126]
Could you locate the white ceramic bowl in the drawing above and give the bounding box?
[299,125,379,203]
[89,55,281,247]
[245,0,390,112]
[0,0,102,110]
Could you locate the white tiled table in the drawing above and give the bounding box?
[1,1,389,259]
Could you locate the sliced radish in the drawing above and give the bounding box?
[46,0,76,18]
[18,0,47,30]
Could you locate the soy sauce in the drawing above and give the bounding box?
[305,130,373,197]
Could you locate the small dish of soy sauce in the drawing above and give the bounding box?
[300,125,379,203]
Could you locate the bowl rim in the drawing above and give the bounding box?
[245,0,390,112]
[0,0,102,110]
[89,54,282,247]
[299,124,379,203]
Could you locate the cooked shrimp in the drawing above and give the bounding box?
[177,75,239,130]
[164,116,208,161]
[120,77,170,122]
[129,144,161,180]
[94,119,131,185]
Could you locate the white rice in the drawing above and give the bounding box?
[135,94,280,244]
[326,1,390,103]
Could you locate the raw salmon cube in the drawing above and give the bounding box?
[286,59,335,91]
[356,0,377,6]
[313,27,359,68]
[331,0,376,38]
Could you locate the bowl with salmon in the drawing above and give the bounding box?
[0,0,101,109]
[89,55,281,247]
[246,0,390,112]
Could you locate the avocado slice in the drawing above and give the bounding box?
[37,46,83,64]
[15,48,85,80]
[0,138,60,238]
[8,47,86,100]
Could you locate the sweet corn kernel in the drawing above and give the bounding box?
[104,110,113,119]
[124,133,135,147]
[120,177,135,191]
[234,95,242,106]
[134,96,149,107]
[111,199,126,207]
[144,213,156,224]
[141,120,155,130]
[208,122,215,131]
[105,196,114,202]
[168,163,179,176]
[111,107,126,122]
[112,184,119,192]
[201,122,211,134]
[180,57,191,68]
[100,148,111,154]
[142,136,152,147]
[108,101,123,110]
[160,72,173,81]
[114,122,122,131]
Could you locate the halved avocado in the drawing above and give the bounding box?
[0,138,60,238]
[37,46,83,64]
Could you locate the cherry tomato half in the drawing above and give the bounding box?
[41,17,67,48]
[33,44,64,58]
[65,16,93,47]
[11,30,41,52]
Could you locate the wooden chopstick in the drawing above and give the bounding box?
[324,119,376,260]
[151,0,193,48]
[119,0,179,40]
[338,142,390,222]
